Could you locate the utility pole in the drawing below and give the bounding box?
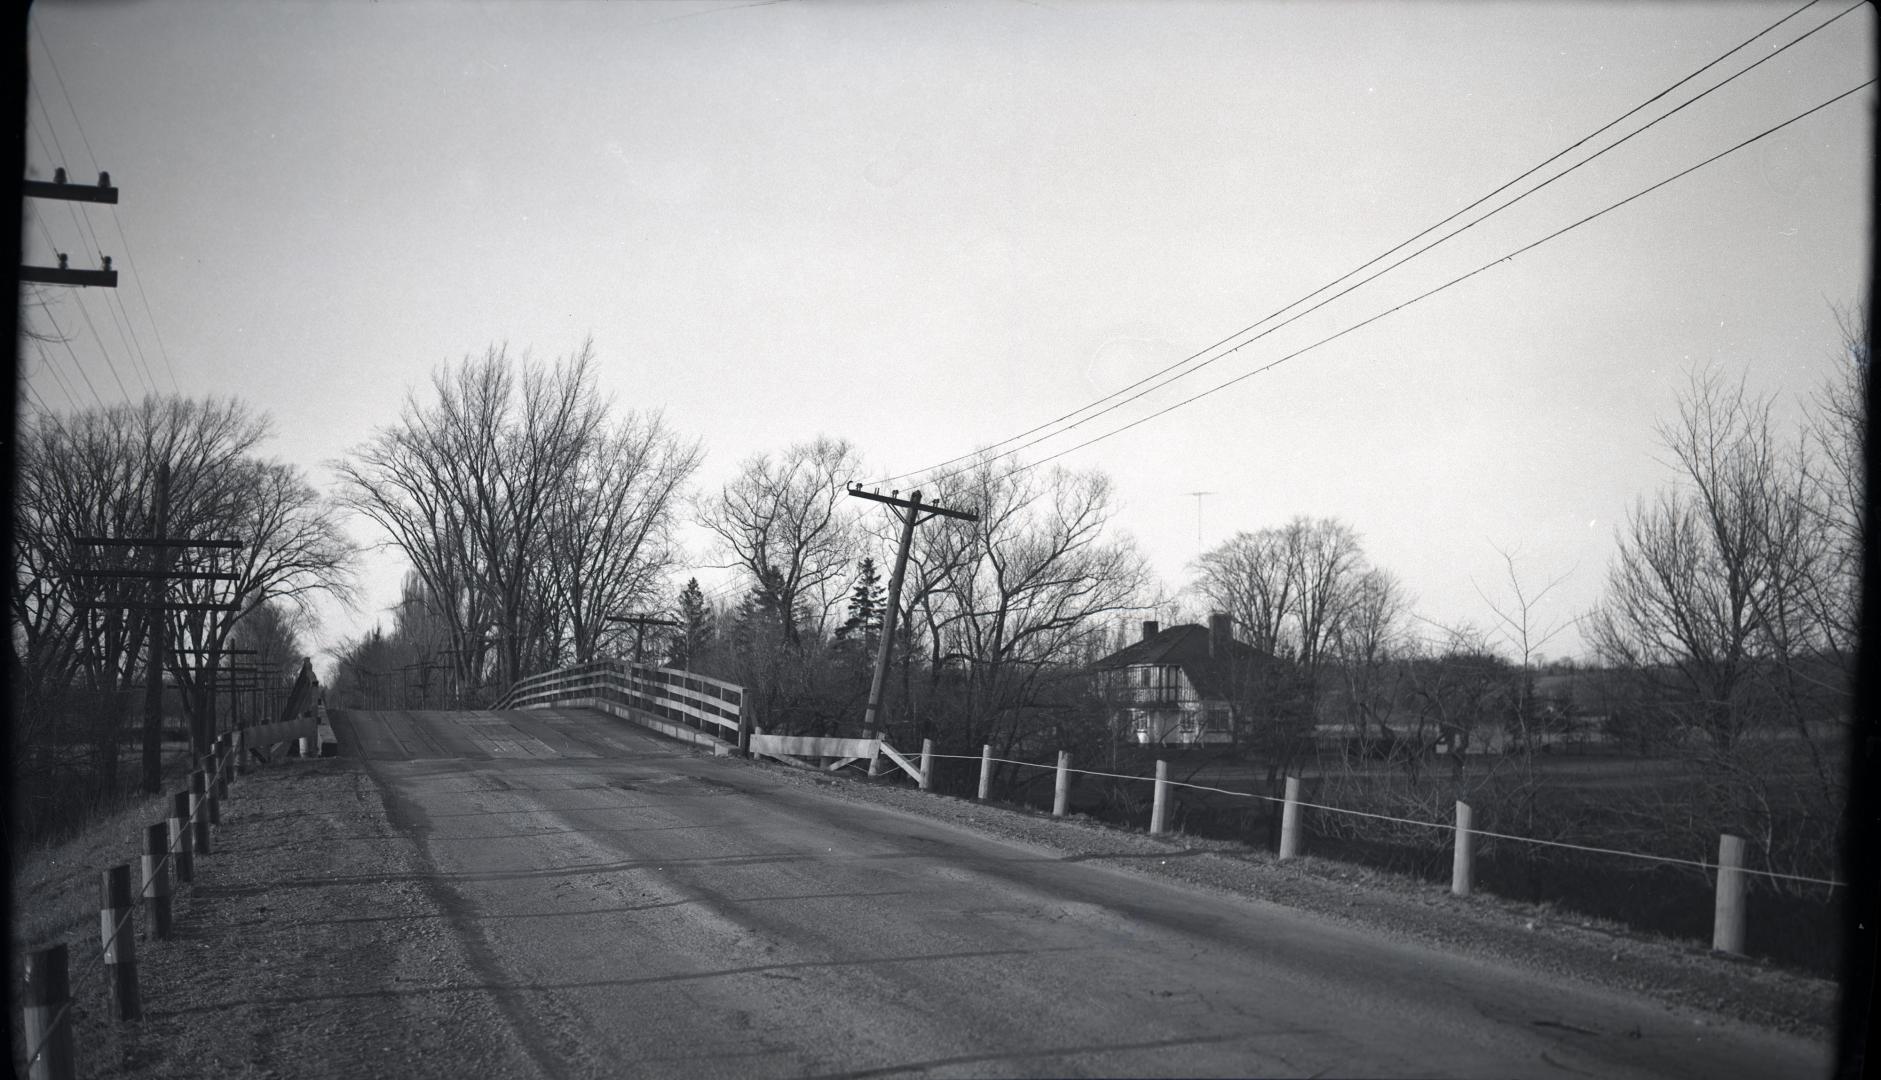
[606,614,679,668]
[139,464,168,793]
[846,485,978,766]
[21,169,120,287]
[76,463,242,790]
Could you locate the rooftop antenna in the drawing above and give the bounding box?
[1185,491,1216,556]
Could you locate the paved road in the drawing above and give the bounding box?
[330,707,1828,1079]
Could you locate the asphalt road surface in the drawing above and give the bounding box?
[329,707,1828,1079]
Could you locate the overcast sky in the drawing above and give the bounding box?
[20,0,1874,672]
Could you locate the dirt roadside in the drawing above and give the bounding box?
[12,743,1842,1079]
[12,756,540,1080]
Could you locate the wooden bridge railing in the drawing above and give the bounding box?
[495,659,749,751]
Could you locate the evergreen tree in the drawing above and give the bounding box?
[833,557,885,656]
[669,578,715,669]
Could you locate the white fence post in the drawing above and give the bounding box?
[919,739,933,791]
[1713,833,1748,954]
[1150,759,1168,835]
[1278,775,1301,860]
[1052,751,1070,817]
[1451,801,1474,897]
[977,745,992,800]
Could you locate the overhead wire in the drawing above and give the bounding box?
[29,23,177,395]
[994,76,1877,481]
[870,0,1844,490]
[33,282,109,411]
[923,0,1867,489]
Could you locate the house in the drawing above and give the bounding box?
[1090,614,1266,747]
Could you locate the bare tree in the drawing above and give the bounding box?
[906,456,1150,760]
[1191,529,1293,655]
[1588,351,1859,895]
[544,411,702,664]
[697,436,862,648]
[1474,544,1574,752]
[1587,369,1802,749]
[12,395,351,804]
[335,341,636,693]
[1330,566,1411,745]
[1191,515,1372,740]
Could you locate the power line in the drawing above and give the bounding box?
[26,82,69,170]
[36,303,107,411]
[871,0,1844,490]
[30,22,177,396]
[33,20,101,175]
[105,210,183,394]
[64,287,139,399]
[996,77,1878,482]
[103,286,161,397]
[29,339,80,408]
[930,0,1867,488]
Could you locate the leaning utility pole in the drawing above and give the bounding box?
[845,485,978,766]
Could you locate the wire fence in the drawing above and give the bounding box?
[918,750,1846,890]
[21,714,323,1075]
[20,784,194,1073]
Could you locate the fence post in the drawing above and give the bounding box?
[193,767,218,832]
[919,739,933,792]
[100,865,141,1021]
[977,744,992,801]
[1451,801,1474,897]
[1713,833,1748,954]
[1053,751,1071,817]
[1278,775,1302,860]
[142,823,172,940]
[1151,759,1168,835]
[169,793,193,884]
[22,944,75,1080]
[189,774,212,855]
[736,700,752,759]
[212,748,229,801]
[233,729,247,776]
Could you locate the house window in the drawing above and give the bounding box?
[1178,714,1196,733]
[1205,707,1229,731]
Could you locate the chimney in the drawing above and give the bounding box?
[1141,620,1159,641]
[1209,612,1232,658]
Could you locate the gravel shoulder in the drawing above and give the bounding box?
[13,735,1840,1078]
[12,755,540,1080]
[750,756,1841,1044]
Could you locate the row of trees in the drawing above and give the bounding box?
[11,394,351,840]
[331,341,701,701]
[320,318,1857,880]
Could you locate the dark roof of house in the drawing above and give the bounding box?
[1091,623,1268,702]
